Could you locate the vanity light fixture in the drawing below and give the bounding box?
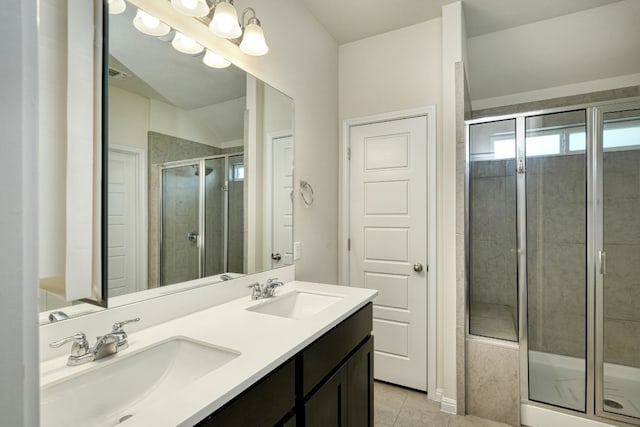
[209,0,242,39]
[131,0,268,58]
[133,9,170,36]
[239,8,268,56]
[208,1,269,56]
[107,0,126,14]
[203,49,231,68]
[170,0,209,18]
[172,31,205,55]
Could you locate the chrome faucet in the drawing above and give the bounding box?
[50,318,140,366]
[248,278,284,300]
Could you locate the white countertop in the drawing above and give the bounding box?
[40,281,377,426]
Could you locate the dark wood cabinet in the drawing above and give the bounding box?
[195,359,296,427]
[198,303,373,427]
[304,336,373,427]
[304,362,348,427]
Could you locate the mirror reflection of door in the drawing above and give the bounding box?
[271,133,294,268]
[108,145,146,297]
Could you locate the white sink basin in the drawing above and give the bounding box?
[41,337,239,427]
[247,291,343,319]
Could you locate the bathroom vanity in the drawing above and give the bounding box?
[198,302,373,426]
[39,281,377,427]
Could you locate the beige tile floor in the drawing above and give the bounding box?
[374,381,514,427]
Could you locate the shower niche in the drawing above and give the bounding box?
[466,101,640,425]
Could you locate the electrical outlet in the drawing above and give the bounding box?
[294,241,301,260]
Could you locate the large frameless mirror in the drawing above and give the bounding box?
[39,0,294,322]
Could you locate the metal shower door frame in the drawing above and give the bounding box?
[465,96,640,426]
[158,152,243,285]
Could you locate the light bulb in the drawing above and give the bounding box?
[172,32,204,55]
[240,18,268,56]
[107,0,126,14]
[209,1,242,39]
[170,0,209,17]
[133,9,170,36]
[203,50,231,68]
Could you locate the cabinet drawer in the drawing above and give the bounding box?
[301,303,372,397]
[197,358,295,427]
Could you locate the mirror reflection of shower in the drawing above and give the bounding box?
[159,153,244,287]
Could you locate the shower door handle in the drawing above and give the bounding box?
[187,232,199,244]
[599,251,606,275]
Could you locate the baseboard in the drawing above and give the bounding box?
[434,388,444,402]
[441,397,458,414]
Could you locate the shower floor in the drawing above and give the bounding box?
[469,302,517,341]
[529,350,640,420]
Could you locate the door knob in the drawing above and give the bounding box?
[271,253,282,261]
[413,263,424,273]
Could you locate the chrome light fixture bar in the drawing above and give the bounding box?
[174,0,270,57]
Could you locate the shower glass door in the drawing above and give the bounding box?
[161,163,200,286]
[599,107,640,420]
[203,158,226,277]
[525,110,587,412]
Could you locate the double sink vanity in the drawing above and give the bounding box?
[40,281,377,426]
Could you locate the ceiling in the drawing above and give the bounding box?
[302,0,623,44]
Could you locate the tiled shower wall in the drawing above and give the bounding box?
[469,159,518,331]
[470,153,640,368]
[526,154,587,359]
[602,150,640,368]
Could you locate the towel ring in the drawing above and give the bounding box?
[299,180,314,206]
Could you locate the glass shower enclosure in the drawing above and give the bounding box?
[466,101,640,425]
[159,153,244,286]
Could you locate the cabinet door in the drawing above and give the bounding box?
[347,336,374,427]
[304,366,348,427]
[196,359,295,427]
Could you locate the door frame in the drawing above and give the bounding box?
[339,106,437,398]
[263,129,294,269]
[108,144,148,293]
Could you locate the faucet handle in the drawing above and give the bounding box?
[266,278,284,287]
[248,282,262,300]
[112,318,140,332]
[50,333,90,356]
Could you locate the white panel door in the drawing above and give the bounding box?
[108,149,141,297]
[272,135,294,268]
[349,116,428,391]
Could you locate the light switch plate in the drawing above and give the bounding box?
[294,241,301,260]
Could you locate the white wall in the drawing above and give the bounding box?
[109,86,149,150]
[0,0,39,425]
[109,85,236,150]
[441,1,464,409]
[339,20,442,120]
[467,0,640,109]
